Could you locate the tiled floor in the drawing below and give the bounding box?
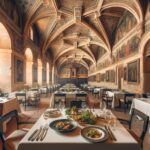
[1,93,150,150]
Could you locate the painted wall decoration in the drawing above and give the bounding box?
[110,70,115,82]
[15,57,24,83]
[115,11,137,43]
[124,67,127,81]
[100,73,105,82]
[59,64,88,79]
[42,69,46,82]
[127,59,140,83]
[32,65,37,82]
[112,35,140,63]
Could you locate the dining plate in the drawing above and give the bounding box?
[81,126,108,143]
[49,119,77,133]
[44,109,61,118]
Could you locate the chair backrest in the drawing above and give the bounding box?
[129,108,149,147]
[70,101,82,108]
[0,110,19,150]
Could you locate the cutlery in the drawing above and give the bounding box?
[30,126,42,141]
[36,126,44,141]
[40,125,49,141]
[28,129,38,141]
[105,126,117,141]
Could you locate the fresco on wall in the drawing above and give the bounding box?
[42,69,46,82]
[110,70,115,82]
[0,0,21,27]
[112,35,140,63]
[115,11,137,43]
[33,65,37,82]
[128,59,140,83]
[59,64,88,79]
[100,73,105,82]
[124,67,127,81]
[15,58,24,82]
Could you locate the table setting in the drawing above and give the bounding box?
[17,107,140,150]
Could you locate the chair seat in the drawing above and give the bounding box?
[6,129,27,150]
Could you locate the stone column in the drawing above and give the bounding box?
[26,60,33,86]
[38,59,42,86]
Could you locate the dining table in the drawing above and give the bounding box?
[130,97,150,117]
[0,97,21,132]
[17,109,140,150]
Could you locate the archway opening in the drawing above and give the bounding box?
[0,22,12,92]
[25,48,33,86]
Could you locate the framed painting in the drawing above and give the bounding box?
[127,59,140,83]
[15,57,24,83]
[124,67,127,81]
[42,69,46,82]
[33,65,37,83]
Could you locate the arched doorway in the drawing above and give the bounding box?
[0,22,12,92]
[143,40,150,93]
[25,48,33,86]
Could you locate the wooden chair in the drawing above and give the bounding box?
[129,108,149,148]
[54,93,66,108]
[0,110,34,150]
[119,93,136,113]
[70,100,82,108]
[102,91,113,109]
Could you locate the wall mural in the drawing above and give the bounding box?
[112,35,140,63]
[42,69,46,82]
[0,0,21,27]
[124,67,127,81]
[15,57,24,83]
[100,73,105,82]
[59,64,88,78]
[32,65,37,83]
[127,59,140,83]
[115,11,137,43]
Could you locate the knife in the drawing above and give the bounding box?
[36,126,43,141]
[28,129,38,141]
[106,126,117,141]
[31,126,42,141]
[40,127,48,141]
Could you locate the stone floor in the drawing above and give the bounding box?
[1,93,150,150]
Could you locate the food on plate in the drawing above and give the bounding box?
[65,107,78,115]
[54,121,73,130]
[68,110,96,125]
[86,129,102,139]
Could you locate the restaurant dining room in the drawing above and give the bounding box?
[0,0,150,150]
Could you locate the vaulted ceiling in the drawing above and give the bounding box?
[15,0,143,70]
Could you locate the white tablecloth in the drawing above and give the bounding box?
[106,91,124,109]
[130,98,150,117]
[18,109,140,150]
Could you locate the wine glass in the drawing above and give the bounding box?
[81,102,87,110]
[59,101,65,111]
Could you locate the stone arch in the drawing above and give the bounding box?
[0,22,12,49]
[0,22,12,92]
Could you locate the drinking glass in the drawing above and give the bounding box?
[81,102,87,110]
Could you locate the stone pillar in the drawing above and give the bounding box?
[0,49,12,92]
[38,59,42,86]
[46,64,49,85]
